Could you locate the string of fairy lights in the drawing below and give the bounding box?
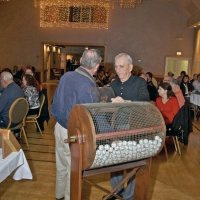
[40,0,111,29]
[39,0,143,29]
[0,0,143,29]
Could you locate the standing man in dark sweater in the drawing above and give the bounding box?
[109,53,149,200]
[0,71,24,128]
[51,49,101,200]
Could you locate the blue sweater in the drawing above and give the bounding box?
[0,82,24,127]
[51,67,100,129]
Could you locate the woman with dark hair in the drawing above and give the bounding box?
[25,65,41,91]
[155,82,179,124]
[146,72,158,101]
[22,74,40,115]
[180,75,194,96]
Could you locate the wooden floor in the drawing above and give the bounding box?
[1,82,200,200]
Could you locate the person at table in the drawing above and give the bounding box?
[190,73,197,85]
[155,82,179,125]
[146,71,158,101]
[51,49,101,200]
[25,66,41,91]
[170,79,185,108]
[180,75,194,97]
[0,71,24,128]
[108,53,149,200]
[22,74,40,115]
[177,70,187,83]
[192,74,200,92]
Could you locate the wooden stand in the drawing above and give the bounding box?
[70,136,150,200]
[69,129,150,200]
[0,129,21,159]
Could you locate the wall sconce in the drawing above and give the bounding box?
[46,46,50,52]
[58,48,61,54]
[53,46,56,52]
[176,51,182,56]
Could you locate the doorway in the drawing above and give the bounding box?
[42,44,105,83]
[165,57,192,78]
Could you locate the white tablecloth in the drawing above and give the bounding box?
[0,148,33,183]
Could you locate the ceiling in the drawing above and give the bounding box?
[168,0,200,26]
[1,0,200,26]
[143,0,200,26]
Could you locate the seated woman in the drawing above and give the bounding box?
[180,75,194,96]
[155,82,179,125]
[22,74,40,115]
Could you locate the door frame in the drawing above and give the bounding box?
[41,42,106,83]
[165,57,192,78]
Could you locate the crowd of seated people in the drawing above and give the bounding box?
[0,65,49,136]
[1,63,198,140]
[156,70,197,143]
[94,66,116,87]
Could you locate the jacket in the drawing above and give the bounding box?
[167,99,192,145]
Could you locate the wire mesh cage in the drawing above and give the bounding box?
[68,102,166,170]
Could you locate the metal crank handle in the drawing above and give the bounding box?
[64,136,77,143]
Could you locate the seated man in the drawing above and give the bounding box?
[0,71,24,128]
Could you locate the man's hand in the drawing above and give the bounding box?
[111,96,125,103]
[111,96,131,103]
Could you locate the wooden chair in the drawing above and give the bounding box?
[7,98,29,148]
[25,94,45,135]
[164,134,182,159]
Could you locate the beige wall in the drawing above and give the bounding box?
[0,0,195,77]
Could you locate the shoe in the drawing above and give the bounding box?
[56,197,64,200]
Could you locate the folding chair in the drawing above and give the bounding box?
[25,94,45,135]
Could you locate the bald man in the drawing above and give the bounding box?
[0,71,24,128]
[109,53,149,200]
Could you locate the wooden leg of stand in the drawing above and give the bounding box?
[70,133,83,200]
[135,159,151,200]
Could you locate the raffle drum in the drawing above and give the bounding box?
[67,102,166,200]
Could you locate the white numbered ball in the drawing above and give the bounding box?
[123,141,127,146]
[98,145,104,150]
[132,141,137,146]
[111,142,117,148]
[144,139,148,144]
[128,141,133,146]
[104,144,110,150]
